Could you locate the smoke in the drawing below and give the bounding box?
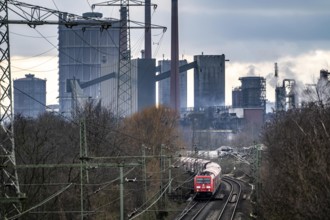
[246,65,257,76]
[265,72,278,89]
[281,61,298,80]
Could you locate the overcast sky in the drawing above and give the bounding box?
[8,0,330,106]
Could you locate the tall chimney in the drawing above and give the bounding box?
[170,0,179,111]
[145,0,151,59]
[275,62,278,77]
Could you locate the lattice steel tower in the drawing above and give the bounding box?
[92,0,164,117]
[0,0,114,217]
[0,1,23,215]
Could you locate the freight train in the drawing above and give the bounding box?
[179,157,222,197]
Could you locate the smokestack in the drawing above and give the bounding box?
[145,0,151,59]
[170,0,179,111]
[275,62,278,77]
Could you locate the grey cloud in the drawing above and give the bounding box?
[181,0,330,13]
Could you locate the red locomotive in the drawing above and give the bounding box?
[179,157,222,197]
[194,161,221,197]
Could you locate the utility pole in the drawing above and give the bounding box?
[119,164,124,220]
[142,145,148,205]
[160,144,164,207]
[253,143,261,217]
[168,156,172,194]
[79,118,89,220]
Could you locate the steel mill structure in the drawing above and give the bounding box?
[14,74,46,118]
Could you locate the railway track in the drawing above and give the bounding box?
[217,176,242,220]
[175,196,212,220]
[175,176,249,220]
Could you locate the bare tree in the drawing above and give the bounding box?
[259,104,330,219]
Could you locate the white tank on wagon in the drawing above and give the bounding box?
[203,162,221,177]
[178,157,220,176]
[179,157,209,174]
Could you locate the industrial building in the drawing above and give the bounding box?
[58,12,119,116]
[275,79,296,111]
[231,76,266,128]
[131,58,157,112]
[232,76,266,109]
[194,54,226,108]
[157,59,188,109]
[14,74,46,118]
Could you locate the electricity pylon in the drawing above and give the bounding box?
[92,0,166,117]
[0,0,114,217]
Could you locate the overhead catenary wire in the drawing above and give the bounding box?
[7,183,73,220]
[129,179,173,219]
[87,191,132,216]
[153,31,165,58]
[88,166,137,196]
[11,65,58,73]
[11,55,57,71]
[10,31,57,39]
[11,47,56,61]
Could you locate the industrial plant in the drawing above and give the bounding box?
[1,1,329,219]
[8,0,329,147]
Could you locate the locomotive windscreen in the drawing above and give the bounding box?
[196,177,211,184]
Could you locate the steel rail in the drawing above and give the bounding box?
[217,178,234,219]
[217,176,242,220]
[190,198,212,220]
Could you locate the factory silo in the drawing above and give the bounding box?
[239,76,266,108]
[194,54,226,108]
[14,74,46,118]
[58,12,119,116]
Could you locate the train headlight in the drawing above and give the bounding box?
[206,186,211,189]
[196,186,201,189]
